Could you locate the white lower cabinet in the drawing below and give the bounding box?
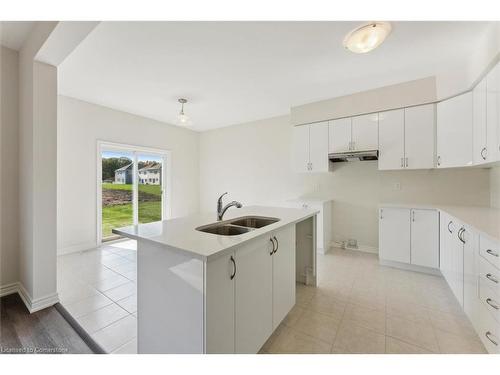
[205,252,235,354]
[463,225,479,323]
[234,235,273,354]
[440,216,465,307]
[379,208,411,264]
[271,226,296,330]
[410,209,439,268]
[379,207,439,270]
[206,225,296,354]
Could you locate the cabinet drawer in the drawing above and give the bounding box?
[480,278,500,324]
[478,303,500,353]
[480,235,500,270]
[479,256,500,297]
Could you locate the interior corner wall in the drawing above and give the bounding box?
[1,46,20,288]
[199,115,492,251]
[18,21,58,300]
[57,96,200,254]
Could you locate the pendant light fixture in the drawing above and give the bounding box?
[176,98,192,126]
[343,22,392,54]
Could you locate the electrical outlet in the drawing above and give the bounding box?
[394,182,401,191]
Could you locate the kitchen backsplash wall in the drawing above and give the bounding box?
[199,115,491,251]
[491,166,500,209]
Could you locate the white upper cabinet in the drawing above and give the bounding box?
[378,109,405,170]
[351,113,379,151]
[378,104,435,170]
[292,122,328,173]
[487,61,500,162]
[473,76,488,164]
[309,122,329,172]
[329,117,351,153]
[437,92,473,168]
[404,104,435,169]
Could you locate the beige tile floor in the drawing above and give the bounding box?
[59,243,486,354]
[262,248,487,354]
[57,240,138,354]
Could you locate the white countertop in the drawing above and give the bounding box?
[113,205,319,261]
[379,203,500,242]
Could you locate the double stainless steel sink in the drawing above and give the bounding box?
[196,216,280,236]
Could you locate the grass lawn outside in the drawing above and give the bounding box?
[101,183,162,239]
[102,183,161,196]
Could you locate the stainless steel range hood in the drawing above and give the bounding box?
[328,150,378,163]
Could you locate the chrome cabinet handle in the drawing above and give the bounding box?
[457,228,464,243]
[273,236,279,254]
[412,210,415,222]
[437,156,441,166]
[481,147,487,160]
[269,238,275,255]
[230,256,236,280]
[486,298,500,310]
[486,249,499,258]
[486,332,498,346]
[405,157,408,168]
[400,157,404,168]
[380,209,383,220]
[447,221,453,234]
[486,273,499,284]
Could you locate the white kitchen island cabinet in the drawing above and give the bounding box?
[114,206,317,354]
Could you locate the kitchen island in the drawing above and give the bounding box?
[113,205,318,354]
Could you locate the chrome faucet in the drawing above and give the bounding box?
[217,192,243,221]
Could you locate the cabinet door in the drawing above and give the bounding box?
[452,224,465,307]
[352,113,379,151]
[404,104,435,169]
[410,209,439,268]
[329,118,351,153]
[292,125,310,173]
[235,236,273,354]
[436,92,473,168]
[205,253,235,353]
[473,76,488,164]
[463,225,480,327]
[487,61,500,162]
[309,121,329,172]
[378,109,404,170]
[379,208,411,263]
[272,226,296,330]
[440,212,453,285]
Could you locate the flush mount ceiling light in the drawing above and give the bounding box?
[176,98,192,126]
[343,22,392,54]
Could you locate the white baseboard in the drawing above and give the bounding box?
[379,259,441,276]
[330,241,378,254]
[1,282,59,313]
[0,282,19,297]
[58,241,97,255]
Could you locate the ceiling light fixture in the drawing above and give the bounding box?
[343,22,392,54]
[176,98,191,126]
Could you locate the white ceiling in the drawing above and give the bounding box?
[0,21,35,50]
[58,21,492,131]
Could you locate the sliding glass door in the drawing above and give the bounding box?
[99,143,169,242]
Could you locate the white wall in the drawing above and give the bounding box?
[491,166,500,209]
[18,22,59,303]
[1,46,19,288]
[57,96,200,254]
[199,115,491,250]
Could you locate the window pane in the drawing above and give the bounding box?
[101,150,134,241]
[137,153,163,224]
